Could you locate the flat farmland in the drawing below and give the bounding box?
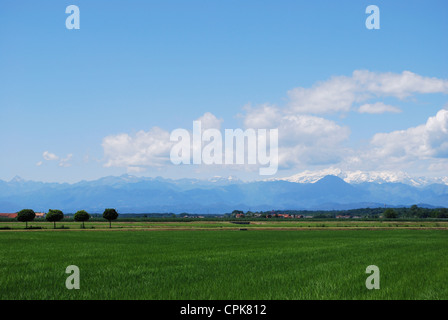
[0,227,447,300]
[1,219,448,231]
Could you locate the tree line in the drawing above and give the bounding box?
[16,208,119,229]
[229,205,448,219]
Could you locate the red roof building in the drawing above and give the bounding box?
[0,213,18,218]
[0,212,45,218]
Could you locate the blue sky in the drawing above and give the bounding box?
[1,0,447,183]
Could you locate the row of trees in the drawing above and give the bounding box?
[376,205,448,219]
[16,208,119,229]
[229,205,448,219]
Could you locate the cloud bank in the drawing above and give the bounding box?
[101,70,448,178]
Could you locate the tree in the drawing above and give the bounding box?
[437,208,448,219]
[383,208,397,219]
[17,209,36,229]
[103,208,118,228]
[46,209,64,229]
[74,210,90,229]
[410,204,420,217]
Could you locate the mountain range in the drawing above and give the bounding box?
[271,168,448,186]
[1,170,447,214]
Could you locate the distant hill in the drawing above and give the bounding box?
[0,174,447,214]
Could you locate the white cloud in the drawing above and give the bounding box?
[370,109,448,161]
[196,112,223,131]
[127,166,147,173]
[43,151,59,161]
[243,104,350,168]
[287,70,448,114]
[358,102,402,114]
[98,71,448,177]
[287,75,357,114]
[41,151,73,167]
[243,104,282,128]
[102,112,225,171]
[59,154,73,167]
[102,127,173,169]
[353,70,448,99]
[428,159,448,174]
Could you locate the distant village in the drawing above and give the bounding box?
[0,212,46,219]
[1,205,447,220]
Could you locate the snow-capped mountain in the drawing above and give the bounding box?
[9,175,26,183]
[1,172,447,213]
[208,176,241,183]
[272,168,448,186]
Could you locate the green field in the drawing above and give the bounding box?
[1,228,447,300]
[1,219,448,230]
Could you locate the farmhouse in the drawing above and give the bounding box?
[277,214,291,218]
[0,213,17,218]
[0,212,46,218]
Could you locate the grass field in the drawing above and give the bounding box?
[1,219,448,231]
[1,227,447,300]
